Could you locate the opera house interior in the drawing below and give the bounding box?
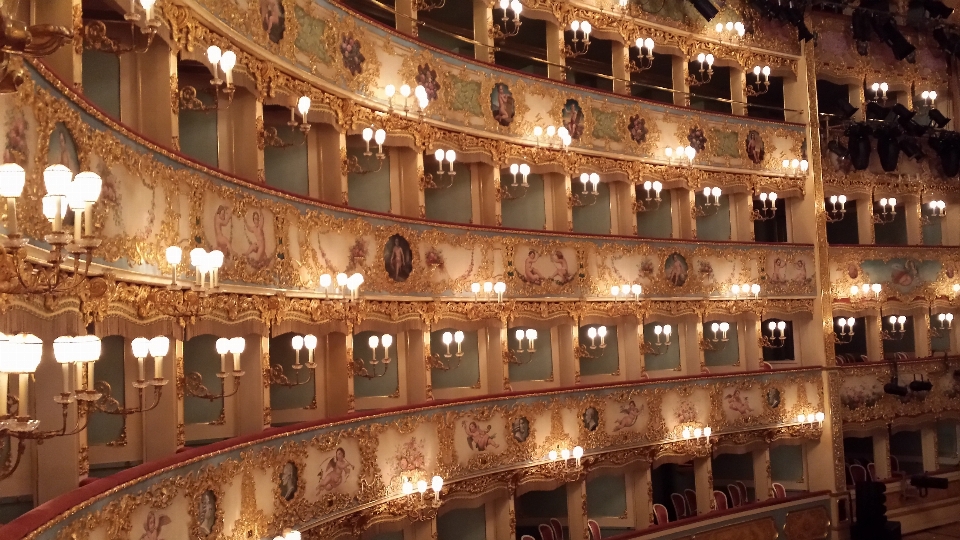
[2,0,960,538]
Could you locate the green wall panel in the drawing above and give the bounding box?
[507,325,553,382]
[353,330,399,398]
[642,321,679,371]
[572,181,611,235]
[694,191,730,241]
[88,336,125,446]
[637,188,672,238]
[437,505,485,540]
[429,328,481,389]
[424,161,472,224]
[264,127,309,195]
[579,325,619,376]
[501,173,545,230]
[586,474,628,518]
[179,110,219,168]
[268,333,315,410]
[770,445,803,482]
[347,148,391,213]
[183,334,224,425]
[81,50,121,118]
[704,320,739,367]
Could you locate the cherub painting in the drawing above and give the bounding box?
[771,257,787,282]
[4,107,28,165]
[259,0,285,43]
[318,447,355,492]
[214,205,232,256]
[463,420,500,451]
[550,250,571,282]
[613,400,643,432]
[490,83,516,127]
[520,249,574,285]
[562,99,585,139]
[522,249,546,284]
[244,210,269,269]
[139,511,171,540]
[724,389,755,417]
[664,253,688,287]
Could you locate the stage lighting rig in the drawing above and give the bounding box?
[688,0,719,20]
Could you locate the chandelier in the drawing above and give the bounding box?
[0,164,103,297]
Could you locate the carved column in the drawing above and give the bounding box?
[921,424,939,472]
[472,0,494,63]
[143,337,180,462]
[35,343,82,502]
[34,0,81,88]
[546,21,565,81]
[730,66,746,116]
[236,335,268,435]
[395,0,418,37]
[693,455,714,514]
[872,429,891,480]
[628,462,653,528]
[612,41,628,95]
[752,447,772,501]
[672,56,688,107]
[566,478,589,540]
[120,44,178,146]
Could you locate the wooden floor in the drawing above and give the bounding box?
[905,523,960,539]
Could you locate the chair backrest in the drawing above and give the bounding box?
[539,523,556,540]
[713,490,728,510]
[550,518,563,540]
[736,481,749,503]
[867,462,877,481]
[587,519,601,540]
[849,463,868,484]
[653,503,670,525]
[683,488,697,515]
[522,536,537,540]
[670,492,688,518]
[727,484,742,507]
[772,482,786,498]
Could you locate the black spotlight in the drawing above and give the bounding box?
[911,475,949,491]
[924,0,954,19]
[884,378,910,396]
[873,16,916,61]
[837,99,859,120]
[929,131,960,176]
[867,102,894,121]
[852,9,873,56]
[827,140,849,159]
[876,125,902,172]
[909,378,933,392]
[929,108,951,128]
[899,137,924,160]
[892,103,915,120]
[846,123,873,171]
[899,116,929,137]
[933,27,960,56]
[688,0,719,20]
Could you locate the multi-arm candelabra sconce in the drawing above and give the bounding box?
[348,126,387,175]
[882,315,908,341]
[870,81,889,103]
[422,149,457,189]
[752,191,779,221]
[930,311,953,339]
[184,338,245,401]
[505,328,538,366]
[834,317,857,344]
[688,53,714,86]
[921,90,938,107]
[693,187,722,217]
[493,0,523,38]
[570,173,601,207]
[470,281,506,302]
[731,283,761,299]
[674,424,713,455]
[610,284,642,300]
[923,200,946,224]
[270,335,317,388]
[533,125,572,150]
[701,321,731,352]
[664,146,696,166]
[384,84,430,118]
[874,197,898,224]
[746,65,771,97]
[499,163,531,200]
[635,181,663,212]
[82,0,160,54]
[576,326,607,360]
[396,475,445,521]
[639,324,672,356]
[352,334,393,379]
[318,272,364,300]
[427,330,465,371]
[714,20,745,41]
[564,20,592,58]
[760,321,787,349]
[783,159,808,178]
[826,195,848,222]
[629,38,655,73]
[181,46,237,112]
[849,283,883,301]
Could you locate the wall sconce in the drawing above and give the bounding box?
[921,90,938,107]
[693,186,722,217]
[318,272,364,300]
[731,283,760,299]
[272,529,302,540]
[81,0,161,54]
[130,336,171,387]
[347,126,387,175]
[874,197,897,224]
[564,20,592,58]
[931,312,953,339]
[870,81,889,103]
[630,38,655,73]
[384,84,428,116]
[746,65,771,96]
[953,284,960,298]
[834,317,856,344]
[422,149,457,189]
[640,324,671,356]
[288,96,312,133]
[0,165,102,296]
[397,475,444,520]
[701,320,730,352]
[665,145,696,166]
[401,475,444,502]
[184,337,244,400]
[925,200,946,223]
[587,326,607,349]
[882,315,908,340]
[635,181,662,212]
[471,281,506,302]
[493,0,523,38]
[570,173,600,207]
[204,46,237,104]
[752,191,778,221]
[688,53,714,86]
[760,321,787,349]
[427,330,465,371]
[715,20,745,41]
[178,247,224,294]
[681,425,712,440]
[797,412,824,426]
[610,284,642,301]
[270,335,317,388]
[849,283,882,300]
[500,163,531,200]
[782,158,808,177]
[532,125,571,149]
[505,328,537,365]
[826,195,848,222]
[548,445,584,467]
[91,336,167,416]
[352,334,393,379]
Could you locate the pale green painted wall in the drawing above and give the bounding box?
[183,334,224,425]
[88,336,125,445]
[770,445,804,483]
[429,328,481,389]
[507,325,553,382]
[264,127,309,195]
[424,161,471,223]
[642,321,679,371]
[922,220,942,246]
[695,191,731,241]
[517,486,568,518]
[179,109,219,168]
[579,325,619,376]
[704,320,739,367]
[501,173,545,230]
[269,333,315,410]
[586,474,628,518]
[353,330,399,398]
[572,181,611,235]
[637,188,672,238]
[938,420,958,458]
[347,147,390,213]
[81,51,121,118]
[437,505,485,540]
